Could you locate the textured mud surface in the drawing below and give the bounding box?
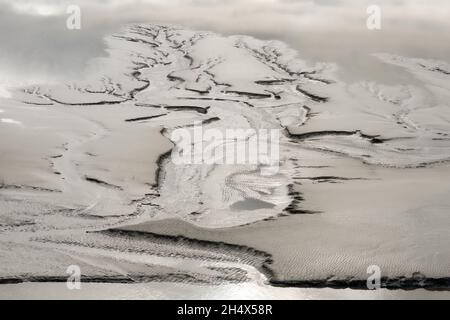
[1,24,450,290]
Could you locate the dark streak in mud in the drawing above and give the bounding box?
[21,101,54,106]
[129,73,151,99]
[112,35,159,47]
[287,129,387,144]
[175,117,221,128]
[179,96,255,108]
[84,176,123,190]
[294,176,368,182]
[203,70,232,88]
[0,184,60,193]
[154,149,173,189]
[135,103,162,109]
[167,72,185,83]
[185,87,211,95]
[165,105,210,114]
[296,165,331,169]
[432,67,450,75]
[419,63,450,75]
[303,73,335,85]
[270,274,450,291]
[135,103,163,108]
[225,90,272,99]
[125,114,168,122]
[255,79,296,85]
[296,85,329,103]
[283,183,318,215]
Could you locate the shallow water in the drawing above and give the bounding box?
[1,282,450,300]
[1,1,449,89]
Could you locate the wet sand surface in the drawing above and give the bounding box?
[2,282,450,300]
[1,24,450,297]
